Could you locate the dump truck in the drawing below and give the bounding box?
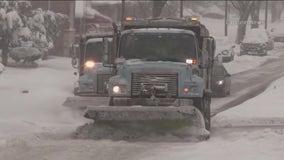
[63,25,116,108]
[79,17,216,139]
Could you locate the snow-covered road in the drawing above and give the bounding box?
[0,43,284,159]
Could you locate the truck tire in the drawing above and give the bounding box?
[193,96,211,131]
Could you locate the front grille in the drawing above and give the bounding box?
[97,74,112,94]
[131,73,178,98]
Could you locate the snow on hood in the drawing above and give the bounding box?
[242,28,269,44]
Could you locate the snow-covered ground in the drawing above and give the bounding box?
[1,54,284,159]
[0,57,88,145]
[1,13,284,159]
[138,74,284,160]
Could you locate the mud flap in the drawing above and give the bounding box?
[62,96,110,110]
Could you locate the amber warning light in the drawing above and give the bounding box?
[125,17,133,21]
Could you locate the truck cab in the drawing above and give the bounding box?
[103,17,215,130]
[71,33,113,96]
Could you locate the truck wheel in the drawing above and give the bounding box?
[193,96,211,131]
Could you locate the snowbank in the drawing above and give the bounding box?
[214,75,284,126]
[223,42,282,75]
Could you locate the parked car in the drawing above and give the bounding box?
[215,36,236,63]
[239,28,274,56]
[270,21,284,42]
[211,61,231,97]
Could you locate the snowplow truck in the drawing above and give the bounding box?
[63,27,116,108]
[84,17,216,139]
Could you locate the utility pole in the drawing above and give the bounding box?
[121,0,125,28]
[265,0,268,29]
[180,0,183,18]
[48,0,51,10]
[224,0,228,36]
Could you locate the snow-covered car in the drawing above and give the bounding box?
[201,6,224,19]
[270,21,284,42]
[215,37,236,63]
[240,28,273,56]
[0,63,4,74]
[211,61,231,97]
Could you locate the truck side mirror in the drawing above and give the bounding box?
[70,43,79,69]
[202,37,215,68]
[102,38,114,67]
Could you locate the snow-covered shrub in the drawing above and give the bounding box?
[0,1,68,65]
[9,46,41,64]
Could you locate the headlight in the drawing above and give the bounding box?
[112,86,121,94]
[84,60,96,69]
[217,80,224,85]
[112,85,127,94]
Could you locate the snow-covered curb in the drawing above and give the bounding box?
[214,74,284,127]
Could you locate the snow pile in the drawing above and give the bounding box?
[242,28,269,43]
[224,55,269,75]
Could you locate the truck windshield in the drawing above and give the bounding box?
[85,41,104,62]
[119,33,197,62]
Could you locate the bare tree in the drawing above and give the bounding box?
[152,0,167,18]
[250,1,262,28]
[231,1,255,44]
[270,1,284,23]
